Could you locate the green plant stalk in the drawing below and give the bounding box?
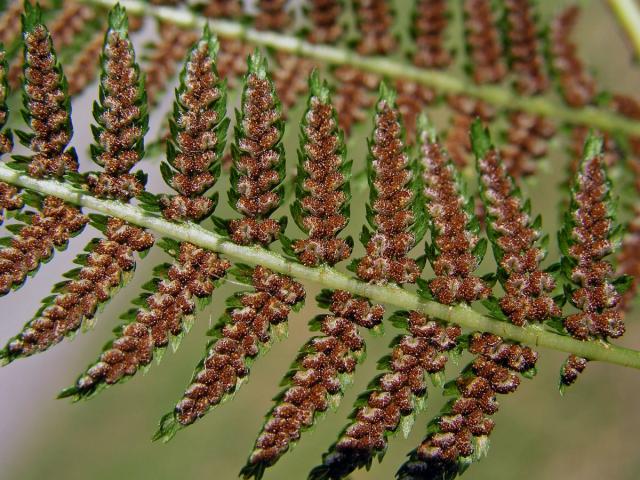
[1,164,639,370]
[609,0,640,61]
[77,0,640,137]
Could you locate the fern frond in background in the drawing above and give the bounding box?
[1,1,640,479]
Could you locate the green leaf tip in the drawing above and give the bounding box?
[21,1,43,33]
[470,118,493,159]
[377,81,397,106]
[247,49,269,79]
[416,112,438,144]
[200,23,219,58]
[108,3,129,34]
[582,131,603,162]
[308,69,331,104]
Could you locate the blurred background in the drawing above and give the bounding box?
[1,0,640,479]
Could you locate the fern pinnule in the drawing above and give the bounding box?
[472,120,560,326]
[422,118,489,305]
[60,27,232,400]
[547,6,597,108]
[502,0,549,96]
[61,239,228,400]
[159,25,228,223]
[242,73,362,477]
[306,0,343,45]
[228,50,285,247]
[289,71,351,267]
[87,4,149,202]
[500,111,555,178]
[463,0,506,85]
[411,0,451,69]
[255,0,291,31]
[558,135,629,386]
[397,333,538,480]
[333,66,379,136]
[354,0,397,56]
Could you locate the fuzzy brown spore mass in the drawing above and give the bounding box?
[412,0,451,69]
[293,95,350,266]
[0,2,23,46]
[0,197,87,294]
[421,139,490,305]
[248,291,383,466]
[23,24,77,178]
[75,242,230,393]
[333,67,379,136]
[319,312,461,476]
[410,333,536,473]
[564,154,623,341]
[4,218,152,359]
[354,0,396,55]
[357,100,420,285]
[478,148,560,325]
[88,30,146,201]
[500,112,555,178]
[273,52,314,115]
[445,96,496,168]
[254,0,290,31]
[463,0,506,85]
[560,354,588,386]
[395,80,436,144]
[160,38,223,223]
[549,6,597,107]
[307,0,343,44]
[145,23,199,107]
[0,182,22,225]
[229,73,283,246]
[503,0,549,95]
[174,266,305,426]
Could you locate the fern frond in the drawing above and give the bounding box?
[305,0,343,45]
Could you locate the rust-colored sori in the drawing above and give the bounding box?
[0,4,88,295]
[168,266,304,428]
[357,89,420,285]
[400,333,537,478]
[548,6,597,107]
[2,218,152,362]
[559,138,627,385]
[291,73,351,267]
[228,53,284,246]
[87,12,148,202]
[306,0,343,44]
[474,122,560,326]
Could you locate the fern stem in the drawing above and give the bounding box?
[609,0,640,60]
[1,163,640,369]
[77,0,640,137]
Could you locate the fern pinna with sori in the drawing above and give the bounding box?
[1,1,640,479]
[558,136,630,387]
